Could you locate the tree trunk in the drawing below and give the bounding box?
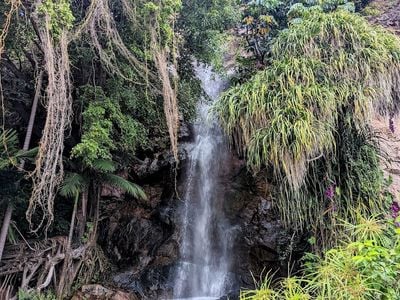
[76,189,88,241]
[0,71,43,263]
[22,71,43,156]
[57,193,79,299]
[0,205,13,262]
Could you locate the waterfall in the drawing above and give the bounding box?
[172,64,234,299]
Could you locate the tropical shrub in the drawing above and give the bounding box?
[178,0,241,68]
[214,9,400,244]
[240,216,400,299]
[71,86,147,167]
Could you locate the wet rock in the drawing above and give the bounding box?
[112,272,145,295]
[98,142,180,298]
[97,124,305,298]
[179,119,192,142]
[153,239,179,267]
[222,166,306,289]
[132,147,187,181]
[367,0,400,35]
[219,290,240,300]
[140,184,164,208]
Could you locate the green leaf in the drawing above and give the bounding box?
[90,159,116,173]
[15,147,39,159]
[102,173,147,200]
[59,172,89,198]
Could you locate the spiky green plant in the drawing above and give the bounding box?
[240,217,400,299]
[338,214,393,247]
[240,272,278,300]
[214,9,400,242]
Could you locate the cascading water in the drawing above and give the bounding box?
[172,64,235,299]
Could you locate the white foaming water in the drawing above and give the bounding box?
[172,64,233,299]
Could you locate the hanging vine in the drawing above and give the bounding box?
[25,0,183,232]
[151,34,179,161]
[26,0,74,232]
[148,0,181,162]
[84,0,157,86]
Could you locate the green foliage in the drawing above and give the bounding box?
[179,0,240,66]
[71,86,147,167]
[59,172,89,198]
[0,129,36,172]
[242,10,279,63]
[240,217,400,299]
[214,9,400,242]
[178,78,202,121]
[288,0,356,15]
[304,217,400,299]
[38,0,75,37]
[202,31,231,72]
[101,173,147,200]
[18,289,56,300]
[0,129,19,169]
[89,158,117,173]
[248,0,283,11]
[144,0,182,45]
[71,105,114,165]
[60,159,146,200]
[104,78,163,137]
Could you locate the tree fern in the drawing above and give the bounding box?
[90,159,116,173]
[59,172,89,198]
[101,173,146,200]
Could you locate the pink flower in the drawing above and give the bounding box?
[391,201,400,219]
[389,117,395,133]
[325,184,336,200]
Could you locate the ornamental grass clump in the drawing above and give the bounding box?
[214,9,400,241]
[240,216,400,300]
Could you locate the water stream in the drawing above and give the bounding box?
[172,64,234,299]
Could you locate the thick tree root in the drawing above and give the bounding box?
[0,237,106,297]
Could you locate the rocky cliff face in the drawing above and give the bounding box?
[367,0,400,34]
[77,5,400,299]
[367,0,400,202]
[95,124,305,299]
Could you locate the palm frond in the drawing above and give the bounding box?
[0,129,19,153]
[90,159,116,173]
[59,172,89,198]
[102,173,146,200]
[0,129,21,169]
[15,147,39,160]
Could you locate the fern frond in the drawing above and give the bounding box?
[15,147,39,160]
[102,173,146,200]
[90,159,116,173]
[59,172,89,198]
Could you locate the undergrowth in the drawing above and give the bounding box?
[241,216,400,300]
[214,8,400,246]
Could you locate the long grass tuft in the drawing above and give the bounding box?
[214,9,400,243]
